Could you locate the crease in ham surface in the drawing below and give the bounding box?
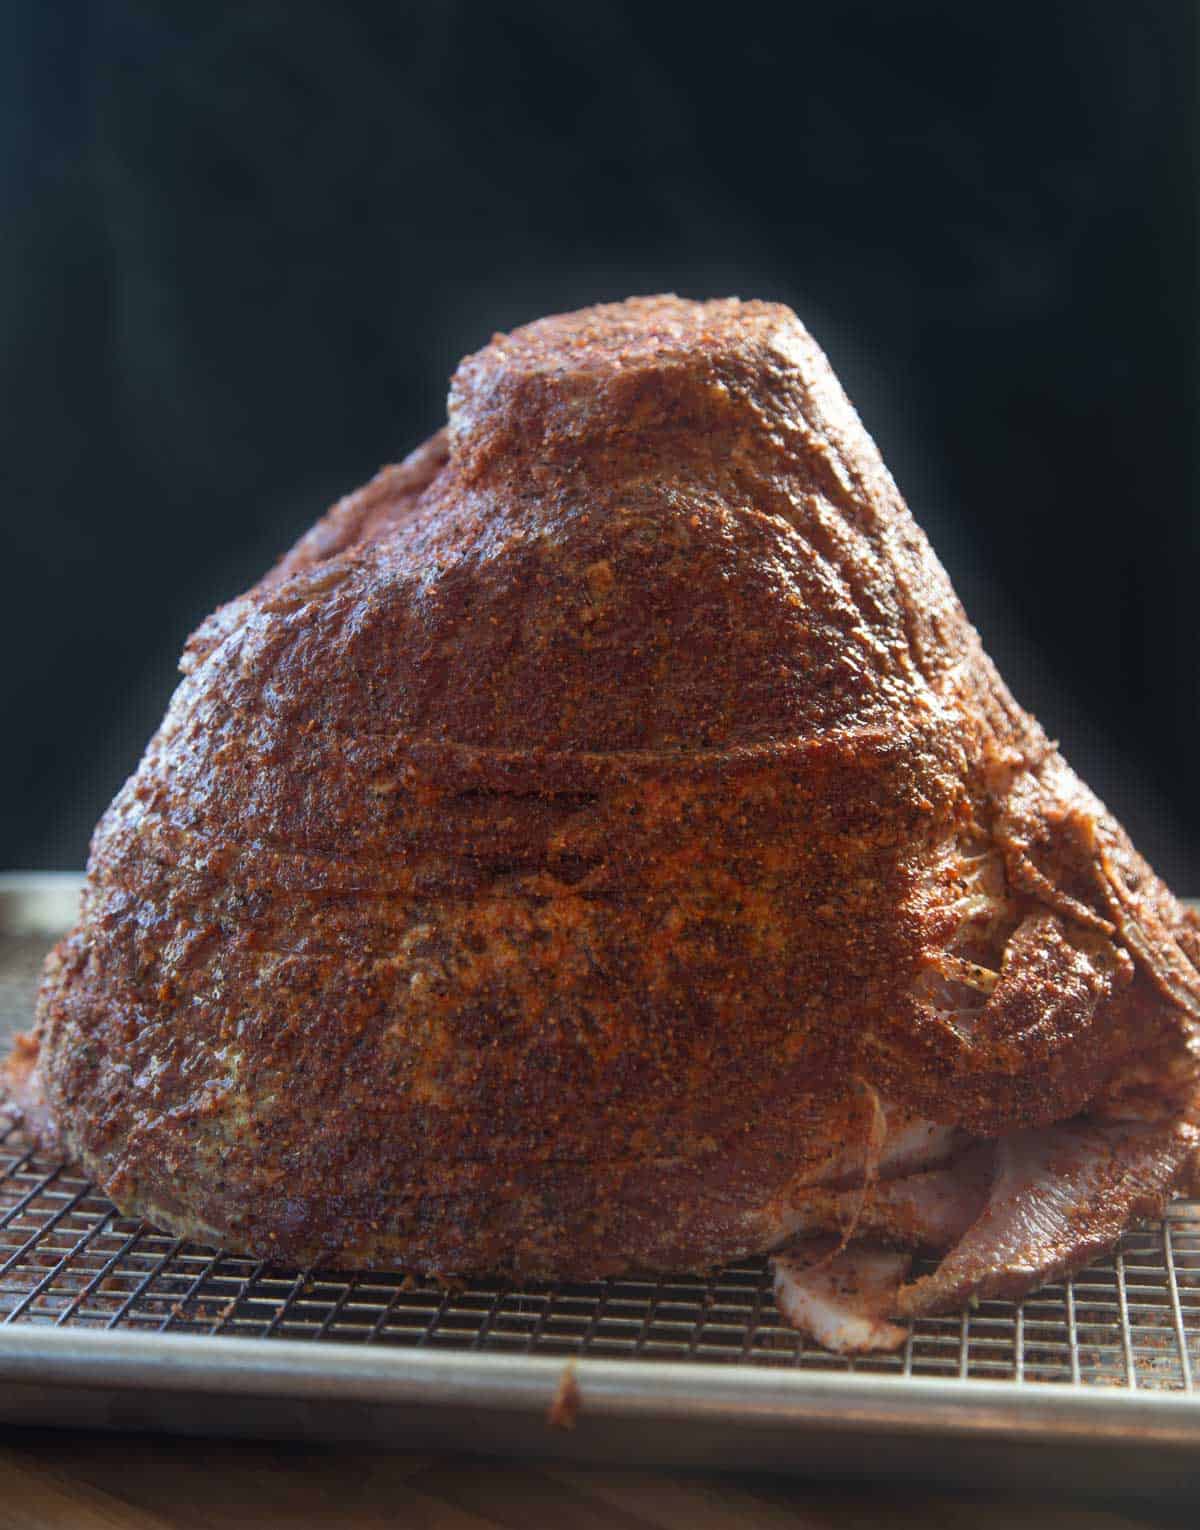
[5,295,1199,1345]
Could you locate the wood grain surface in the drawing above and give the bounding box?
[0,1434,1192,1530]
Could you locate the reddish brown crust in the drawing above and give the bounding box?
[11,295,1200,1275]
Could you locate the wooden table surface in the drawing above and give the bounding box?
[0,1433,1192,1529]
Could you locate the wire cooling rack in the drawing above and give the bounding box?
[3,908,1199,1395]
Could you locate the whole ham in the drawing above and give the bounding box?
[5,297,1197,1346]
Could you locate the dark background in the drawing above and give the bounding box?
[1,1,1195,885]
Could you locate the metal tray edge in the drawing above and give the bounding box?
[0,1328,1197,1447]
[0,871,84,936]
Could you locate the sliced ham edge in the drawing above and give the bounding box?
[895,1114,1198,1318]
[771,1112,1198,1349]
[772,1147,995,1253]
[772,1243,912,1355]
[811,1101,965,1192]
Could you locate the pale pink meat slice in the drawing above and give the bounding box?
[776,1149,993,1249]
[872,1153,994,1248]
[896,1116,1198,1317]
[813,1098,965,1191]
[772,1244,912,1354]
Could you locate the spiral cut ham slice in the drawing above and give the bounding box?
[771,1114,1198,1351]
[813,1103,964,1191]
[774,1244,912,1355]
[895,1114,1198,1317]
[779,1150,993,1251]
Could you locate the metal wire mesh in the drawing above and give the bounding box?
[3,927,1199,1390]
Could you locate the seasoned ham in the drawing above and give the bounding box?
[774,1244,912,1355]
[4,296,1197,1334]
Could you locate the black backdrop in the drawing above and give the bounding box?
[2,1,1196,886]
